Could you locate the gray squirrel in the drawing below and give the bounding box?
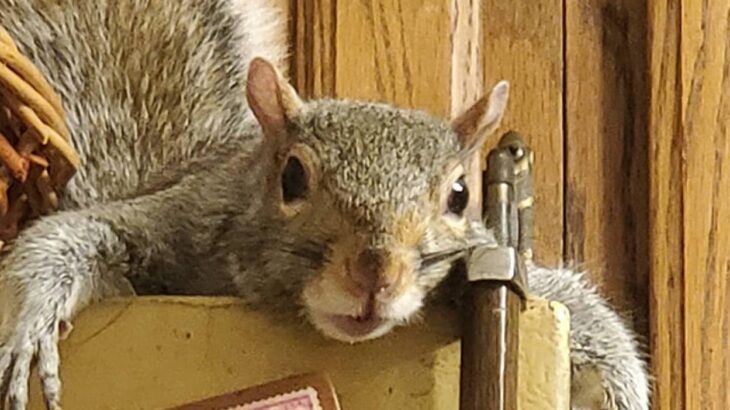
[0,0,649,409]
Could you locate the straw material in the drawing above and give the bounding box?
[0,26,79,247]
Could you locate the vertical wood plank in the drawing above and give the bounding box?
[650,0,730,408]
[292,0,336,98]
[648,0,685,408]
[564,0,649,326]
[450,0,483,116]
[334,1,453,117]
[450,0,484,219]
[680,0,730,408]
[482,0,564,266]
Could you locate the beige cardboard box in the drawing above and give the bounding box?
[26,296,571,409]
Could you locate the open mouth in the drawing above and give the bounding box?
[321,312,385,338]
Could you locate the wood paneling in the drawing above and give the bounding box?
[650,0,730,408]
[482,0,564,266]
[564,0,649,327]
[648,0,685,407]
[291,0,336,97]
[293,0,464,118]
[680,0,730,407]
[450,0,483,117]
[450,0,485,219]
[334,1,453,117]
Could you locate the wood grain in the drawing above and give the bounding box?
[450,0,483,116]
[680,0,730,408]
[649,0,730,408]
[648,0,685,408]
[291,0,336,98]
[293,0,462,119]
[482,0,564,266]
[450,0,484,221]
[564,0,649,328]
[334,1,453,117]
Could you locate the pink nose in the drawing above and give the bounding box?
[349,248,394,294]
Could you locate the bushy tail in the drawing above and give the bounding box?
[527,262,651,409]
[227,0,290,80]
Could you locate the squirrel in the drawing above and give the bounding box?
[0,0,649,409]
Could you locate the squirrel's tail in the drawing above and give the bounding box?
[227,0,290,81]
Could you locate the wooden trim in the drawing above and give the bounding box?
[292,0,337,98]
[449,0,484,219]
[649,0,730,408]
[647,0,685,408]
[450,0,483,117]
[679,0,730,407]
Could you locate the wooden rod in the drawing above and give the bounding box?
[460,281,520,410]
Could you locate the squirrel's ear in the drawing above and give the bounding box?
[450,80,509,152]
[246,57,303,140]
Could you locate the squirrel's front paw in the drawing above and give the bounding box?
[0,308,67,410]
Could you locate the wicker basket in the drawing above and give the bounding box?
[0,26,79,247]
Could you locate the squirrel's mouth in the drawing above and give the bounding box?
[307,308,395,343]
[302,269,421,343]
[322,312,384,338]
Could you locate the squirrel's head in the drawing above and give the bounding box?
[245,58,508,343]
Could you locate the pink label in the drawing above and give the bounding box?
[225,387,322,410]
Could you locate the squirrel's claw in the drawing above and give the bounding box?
[0,345,11,409]
[0,318,62,410]
[38,333,62,410]
[7,340,33,410]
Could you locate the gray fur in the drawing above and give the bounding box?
[0,1,649,409]
[527,263,650,409]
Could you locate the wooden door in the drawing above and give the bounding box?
[280,0,730,408]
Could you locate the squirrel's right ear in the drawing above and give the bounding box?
[450,81,509,154]
[246,57,304,141]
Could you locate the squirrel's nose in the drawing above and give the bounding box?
[350,248,394,294]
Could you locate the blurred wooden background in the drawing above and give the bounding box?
[273,0,730,408]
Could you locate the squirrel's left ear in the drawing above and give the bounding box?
[450,80,509,154]
[246,57,304,142]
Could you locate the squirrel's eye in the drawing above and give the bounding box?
[281,156,308,202]
[447,176,469,216]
